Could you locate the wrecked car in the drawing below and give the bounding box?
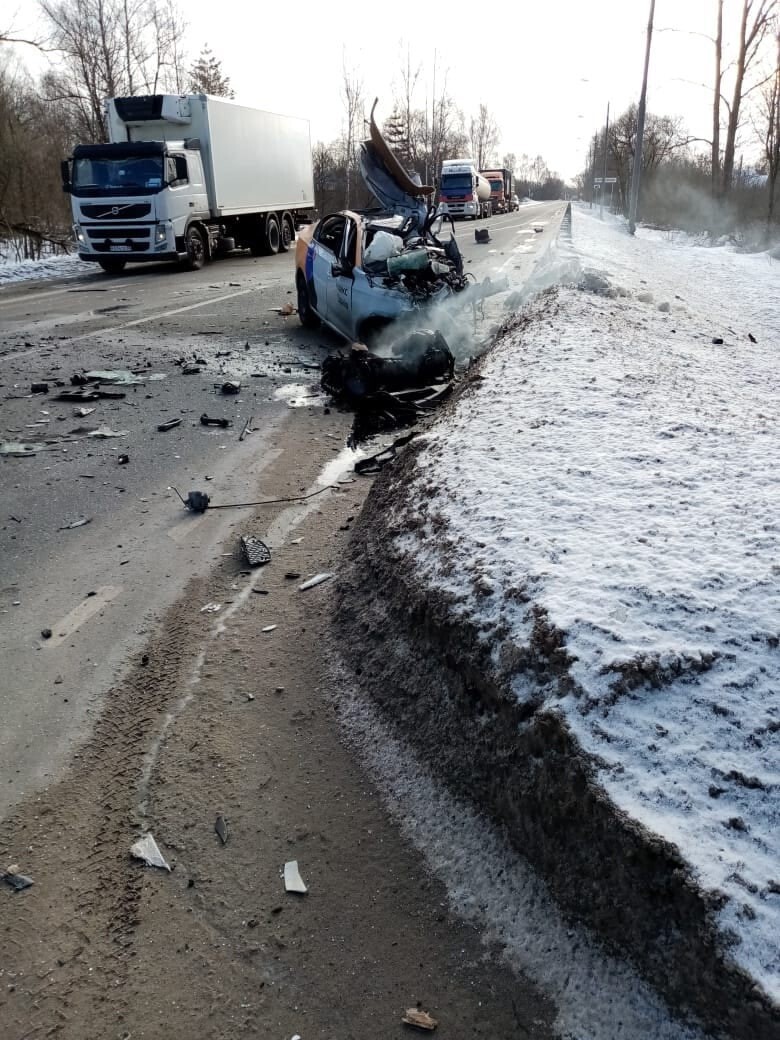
[295,100,470,346]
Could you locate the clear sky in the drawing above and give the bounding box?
[5,0,773,181]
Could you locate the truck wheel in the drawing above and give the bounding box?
[183,226,206,270]
[279,214,294,252]
[264,214,281,255]
[98,258,126,275]
[296,273,319,328]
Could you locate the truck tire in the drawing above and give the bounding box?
[279,213,294,252]
[296,273,319,328]
[98,258,127,275]
[182,226,206,270]
[264,214,281,255]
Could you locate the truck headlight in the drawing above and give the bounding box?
[155,225,167,244]
[72,224,85,245]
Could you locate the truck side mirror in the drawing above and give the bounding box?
[61,159,72,193]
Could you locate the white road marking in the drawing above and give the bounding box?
[66,285,262,342]
[0,283,126,307]
[46,585,122,647]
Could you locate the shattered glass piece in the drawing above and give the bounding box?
[130,833,171,871]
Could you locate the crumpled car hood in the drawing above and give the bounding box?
[360,99,434,229]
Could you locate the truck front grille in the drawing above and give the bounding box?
[81,203,152,220]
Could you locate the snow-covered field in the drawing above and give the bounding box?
[396,208,779,1001]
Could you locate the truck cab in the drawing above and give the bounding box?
[437,160,492,220]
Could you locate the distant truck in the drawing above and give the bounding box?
[480,168,514,214]
[62,93,315,274]
[437,159,492,219]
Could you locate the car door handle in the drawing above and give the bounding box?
[189,202,195,207]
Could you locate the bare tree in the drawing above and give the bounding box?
[341,58,363,209]
[502,151,517,173]
[722,0,777,194]
[39,0,187,141]
[712,0,724,194]
[469,103,499,168]
[758,21,780,226]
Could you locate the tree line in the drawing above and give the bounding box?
[579,1,779,242]
[0,0,231,260]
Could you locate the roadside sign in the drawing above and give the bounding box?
[594,177,618,184]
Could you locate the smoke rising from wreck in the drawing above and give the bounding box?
[368,222,584,367]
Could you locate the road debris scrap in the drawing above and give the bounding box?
[1,442,43,456]
[200,602,222,614]
[2,866,34,891]
[220,380,241,395]
[283,860,308,894]
[157,418,182,432]
[60,517,92,530]
[240,535,271,568]
[215,815,229,845]
[354,431,419,474]
[402,1008,438,1031]
[130,833,171,872]
[86,426,128,438]
[298,572,333,591]
[200,414,232,428]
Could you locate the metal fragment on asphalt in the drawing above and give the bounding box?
[261,624,277,633]
[298,572,334,591]
[284,860,308,894]
[2,866,34,891]
[130,833,171,871]
[200,602,222,613]
[241,535,271,567]
[215,815,229,845]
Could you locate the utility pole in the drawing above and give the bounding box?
[628,0,656,234]
[600,101,610,219]
[588,138,595,208]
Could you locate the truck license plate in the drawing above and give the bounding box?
[109,244,132,252]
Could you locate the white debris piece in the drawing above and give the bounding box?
[200,602,222,613]
[130,833,171,871]
[284,860,308,894]
[298,572,333,591]
[261,625,277,633]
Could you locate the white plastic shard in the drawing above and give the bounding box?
[298,572,334,591]
[284,860,308,893]
[130,833,172,871]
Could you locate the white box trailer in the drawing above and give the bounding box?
[63,93,315,274]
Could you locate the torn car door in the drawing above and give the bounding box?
[325,216,358,339]
[311,214,346,325]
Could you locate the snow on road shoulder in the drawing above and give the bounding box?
[399,208,780,1000]
[0,252,94,286]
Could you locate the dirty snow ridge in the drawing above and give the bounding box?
[396,206,780,1001]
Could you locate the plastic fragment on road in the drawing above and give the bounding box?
[261,624,277,633]
[298,572,334,591]
[402,1008,438,1031]
[241,535,271,568]
[2,865,34,891]
[200,602,222,613]
[220,380,241,395]
[1,442,42,456]
[84,369,145,384]
[73,406,95,417]
[31,382,49,394]
[86,426,129,438]
[157,418,182,432]
[60,517,92,530]
[200,413,232,428]
[474,228,490,244]
[284,860,308,894]
[215,815,229,845]
[130,833,171,871]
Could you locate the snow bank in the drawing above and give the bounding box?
[367,209,779,1011]
[0,253,93,286]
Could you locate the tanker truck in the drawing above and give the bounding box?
[61,93,314,274]
[437,159,492,219]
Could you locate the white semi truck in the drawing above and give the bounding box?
[437,159,492,219]
[62,94,315,274]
